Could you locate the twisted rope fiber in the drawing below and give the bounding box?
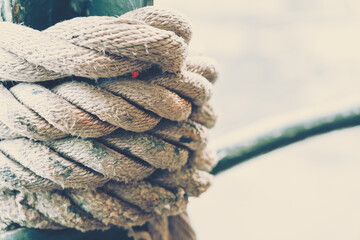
[0,6,219,239]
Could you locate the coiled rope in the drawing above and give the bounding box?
[0,6,219,239]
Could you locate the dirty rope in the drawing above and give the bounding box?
[0,6,219,240]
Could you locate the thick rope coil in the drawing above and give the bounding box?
[0,10,188,81]
[0,6,220,238]
[121,6,193,45]
[0,70,213,139]
[186,55,220,84]
[0,166,212,232]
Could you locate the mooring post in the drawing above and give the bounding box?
[0,0,153,30]
[0,1,152,239]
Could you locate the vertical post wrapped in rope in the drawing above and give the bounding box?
[1,1,148,239]
[0,2,220,240]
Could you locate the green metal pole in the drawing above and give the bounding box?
[212,100,360,175]
[0,1,152,239]
[0,0,153,30]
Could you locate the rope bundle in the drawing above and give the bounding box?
[0,6,219,239]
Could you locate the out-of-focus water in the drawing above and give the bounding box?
[157,0,360,239]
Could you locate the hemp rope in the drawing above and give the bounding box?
[0,6,219,239]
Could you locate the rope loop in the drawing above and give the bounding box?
[0,6,219,238]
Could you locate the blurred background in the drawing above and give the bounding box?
[157,0,360,239]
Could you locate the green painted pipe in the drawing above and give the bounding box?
[211,99,360,175]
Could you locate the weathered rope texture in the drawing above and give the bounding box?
[0,6,219,239]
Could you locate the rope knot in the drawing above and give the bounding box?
[0,6,219,239]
